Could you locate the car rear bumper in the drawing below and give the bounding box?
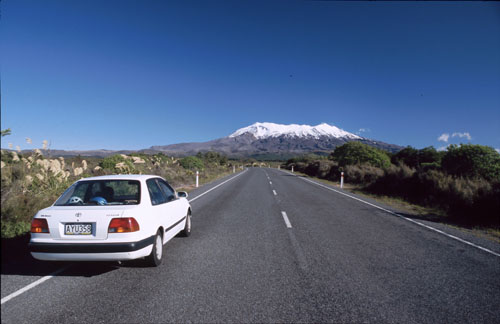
[29,235,155,261]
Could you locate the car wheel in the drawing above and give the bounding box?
[146,230,163,267]
[179,211,191,237]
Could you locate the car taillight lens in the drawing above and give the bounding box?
[31,218,50,233]
[108,218,140,233]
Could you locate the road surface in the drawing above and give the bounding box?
[2,168,499,323]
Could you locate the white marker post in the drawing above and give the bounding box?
[278,165,280,170]
[196,171,199,188]
[292,165,294,173]
[233,165,235,173]
[340,172,344,189]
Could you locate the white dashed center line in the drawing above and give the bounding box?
[281,211,292,228]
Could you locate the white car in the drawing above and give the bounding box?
[29,175,191,266]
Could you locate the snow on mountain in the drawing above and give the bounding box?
[229,122,361,140]
[148,121,401,158]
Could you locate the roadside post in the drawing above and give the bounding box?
[278,165,280,170]
[340,172,344,189]
[233,165,235,173]
[196,170,199,188]
[292,165,294,173]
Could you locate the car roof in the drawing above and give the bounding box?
[79,174,161,182]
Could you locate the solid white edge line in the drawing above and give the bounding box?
[2,170,248,306]
[281,211,292,228]
[279,170,500,258]
[188,169,247,203]
[1,265,71,305]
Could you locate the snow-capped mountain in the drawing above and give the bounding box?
[229,122,361,140]
[43,122,401,158]
[149,122,401,158]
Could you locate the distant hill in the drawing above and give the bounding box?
[151,122,402,158]
[17,122,402,159]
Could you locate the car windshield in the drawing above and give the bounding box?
[54,180,141,206]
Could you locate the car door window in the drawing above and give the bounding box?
[146,179,168,206]
[158,180,176,202]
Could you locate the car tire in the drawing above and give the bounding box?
[146,230,163,267]
[179,211,191,237]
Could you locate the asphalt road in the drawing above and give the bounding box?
[2,168,499,323]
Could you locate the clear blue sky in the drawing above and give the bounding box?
[1,0,499,152]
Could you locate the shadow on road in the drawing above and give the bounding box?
[1,234,118,277]
[1,234,159,277]
[1,257,119,278]
[2,233,32,268]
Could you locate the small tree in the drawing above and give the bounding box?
[441,144,500,181]
[330,142,391,168]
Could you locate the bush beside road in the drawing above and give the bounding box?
[285,143,500,229]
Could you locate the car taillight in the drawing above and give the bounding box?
[108,218,140,233]
[31,218,50,233]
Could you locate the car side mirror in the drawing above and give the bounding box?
[177,191,188,198]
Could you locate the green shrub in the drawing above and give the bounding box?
[442,144,500,181]
[100,154,134,172]
[330,142,391,168]
[1,220,31,239]
[100,154,125,169]
[392,146,443,169]
[180,156,204,170]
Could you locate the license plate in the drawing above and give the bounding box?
[65,223,93,235]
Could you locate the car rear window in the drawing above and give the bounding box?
[54,180,141,206]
